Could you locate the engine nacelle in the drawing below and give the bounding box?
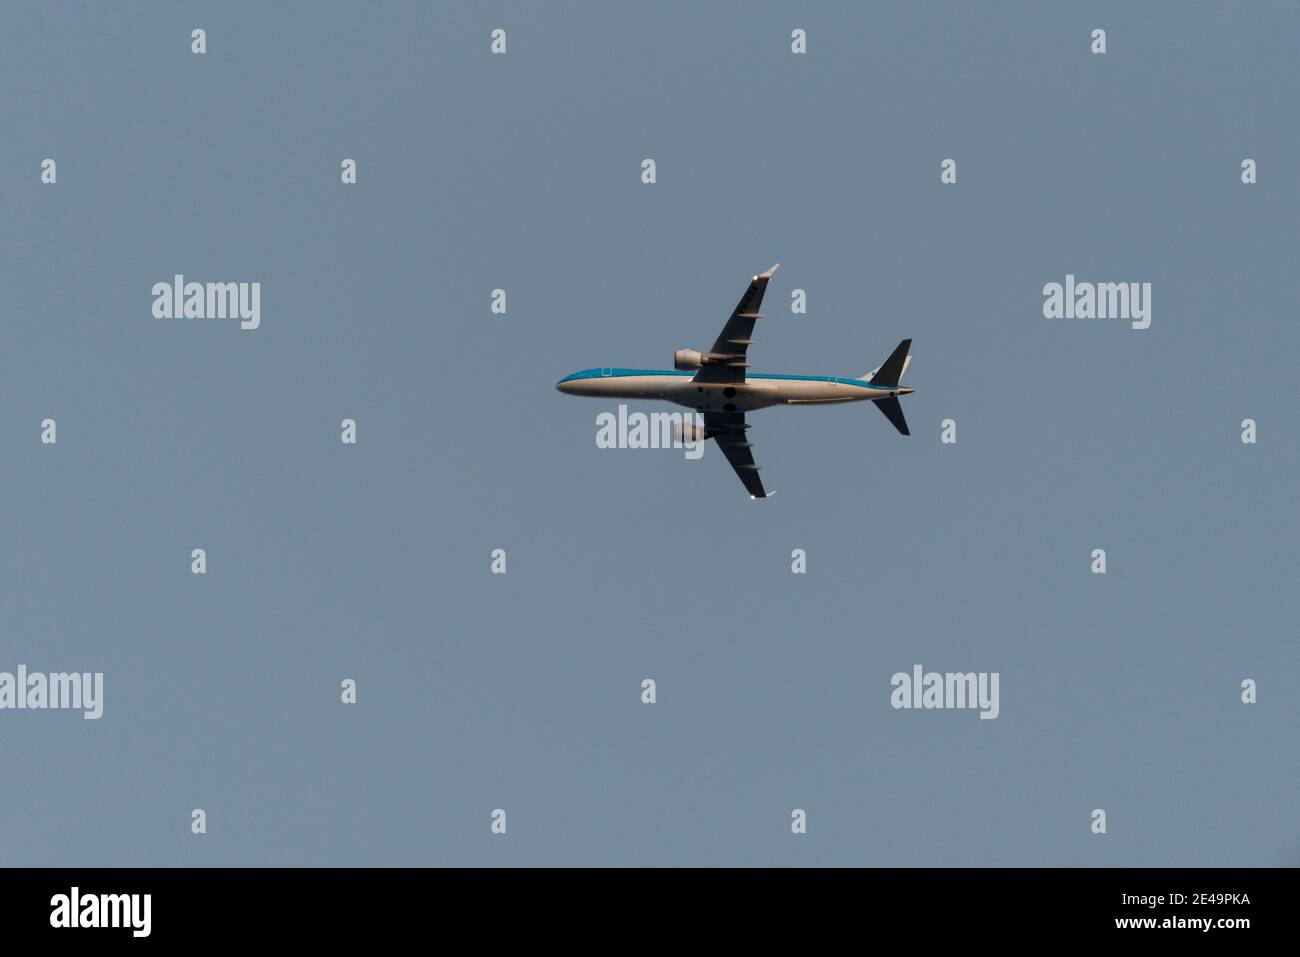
[674,349,705,370]
[673,420,708,444]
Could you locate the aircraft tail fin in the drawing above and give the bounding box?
[874,396,910,435]
[863,339,912,387]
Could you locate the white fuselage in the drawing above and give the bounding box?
[556,369,911,414]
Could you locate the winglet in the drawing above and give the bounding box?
[750,490,776,501]
[757,263,781,280]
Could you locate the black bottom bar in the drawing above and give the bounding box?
[0,867,1286,942]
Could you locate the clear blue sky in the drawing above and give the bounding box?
[1,1,1295,865]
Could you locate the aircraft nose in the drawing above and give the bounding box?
[556,379,575,394]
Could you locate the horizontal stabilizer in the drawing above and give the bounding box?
[874,396,910,435]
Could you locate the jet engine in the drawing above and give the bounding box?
[674,349,705,370]
[673,420,708,444]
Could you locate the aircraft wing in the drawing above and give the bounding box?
[705,411,772,499]
[693,264,779,384]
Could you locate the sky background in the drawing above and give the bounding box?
[0,1,1295,866]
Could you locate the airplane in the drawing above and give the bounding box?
[555,264,914,499]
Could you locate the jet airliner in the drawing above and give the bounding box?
[556,265,914,498]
